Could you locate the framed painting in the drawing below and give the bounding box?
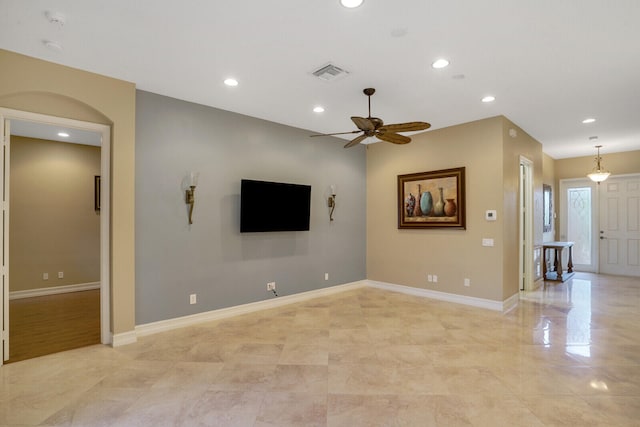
[398,167,466,229]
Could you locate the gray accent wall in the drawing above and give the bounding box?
[135,90,366,324]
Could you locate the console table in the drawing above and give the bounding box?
[542,241,575,282]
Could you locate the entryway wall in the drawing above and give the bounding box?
[0,48,137,345]
[553,149,640,221]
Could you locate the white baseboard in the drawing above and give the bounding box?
[366,280,519,313]
[120,278,519,346]
[9,282,100,300]
[112,331,137,347]
[134,280,367,339]
[502,292,520,313]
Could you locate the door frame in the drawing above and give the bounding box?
[0,109,111,365]
[559,178,599,273]
[519,156,534,291]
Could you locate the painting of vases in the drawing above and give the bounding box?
[397,167,466,229]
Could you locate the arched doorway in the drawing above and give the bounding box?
[0,108,111,365]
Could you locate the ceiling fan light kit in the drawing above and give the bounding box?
[310,88,431,148]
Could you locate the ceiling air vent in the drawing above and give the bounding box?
[311,63,349,82]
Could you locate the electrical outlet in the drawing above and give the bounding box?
[427,274,433,282]
[324,273,329,281]
[58,271,64,279]
[267,282,276,291]
[190,294,197,304]
[43,273,49,280]
[464,278,471,287]
[433,275,438,283]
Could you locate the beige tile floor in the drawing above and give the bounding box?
[0,272,638,426]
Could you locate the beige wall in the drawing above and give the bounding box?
[0,49,136,335]
[554,150,640,181]
[368,116,541,302]
[10,137,100,291]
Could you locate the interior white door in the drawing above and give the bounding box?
[599,175,640,277]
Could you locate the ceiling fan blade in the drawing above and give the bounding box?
[351,116,375,131]
[344,134,368,148]
[310,130,361,137]
[376,131,411,144]
[378,121,431,133]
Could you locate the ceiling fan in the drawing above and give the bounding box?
[311,88,431,148]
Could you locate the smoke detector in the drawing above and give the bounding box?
[311,63,350,82]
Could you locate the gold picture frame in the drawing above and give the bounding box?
[398,167,466,229]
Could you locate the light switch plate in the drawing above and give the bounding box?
[482,238,494,247]
[485,210,497,221]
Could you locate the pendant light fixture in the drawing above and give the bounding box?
[587,145,610,183]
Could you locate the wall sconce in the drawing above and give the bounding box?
[587,145,610,183]
[185,172,199,224]
[328,184,337,221]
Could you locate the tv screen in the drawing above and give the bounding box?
[240,179,311,232]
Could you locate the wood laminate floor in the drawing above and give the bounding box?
[7,290,100,363]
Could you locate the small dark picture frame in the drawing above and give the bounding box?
[398,167,466,229]
[94,175,101,212]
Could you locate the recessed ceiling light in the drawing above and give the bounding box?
[582,118,596,124]
[481,95,496,103]
[224,78,238,87]
[58,132,69,138]
[340,0,364,8]
[431,58,449,69]
[313,106,325,113]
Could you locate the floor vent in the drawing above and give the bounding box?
[311,63,349,82]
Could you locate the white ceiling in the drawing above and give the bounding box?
[10,119,102,146]
[1,0,639,159]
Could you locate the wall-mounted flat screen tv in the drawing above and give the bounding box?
[241,179,311,232]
